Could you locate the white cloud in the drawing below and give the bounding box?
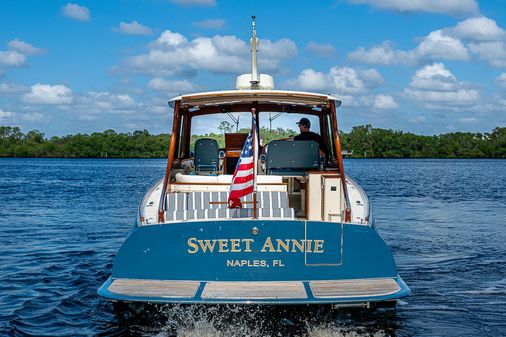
[0,40,45,76]
[347,0,479,17]
[328,67,383,94]
[307,42,335,57]
[192,19,225,30]
[348,41,413,65]
[77,92,136,112]
[416,30,469,61]
[170,0,215,6]
[123,30,297,76]
[339,94,399,110]
[468,41,506,68]
[291,67,396,110]
[61,3,90,21]
[0,108,15,119]
[257,38,297,60]
[408,62,457,91]
[154,30,188,48]
[349,16,506,67]
[447,16,506,42]
[23,84,74,105]
[148,78,200,93]
[497,73,506,89]
[0,50,26,68]
[0,109,41,123]
[370,94,398,109]
[349,30,469,65]
[296,66,383,94]
[297,69,328,91]
[405,63,480,109]
[112,21,153,36]
[8,39,45,55]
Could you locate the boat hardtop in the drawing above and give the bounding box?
[98,17,409,309]
[169,89,339,107]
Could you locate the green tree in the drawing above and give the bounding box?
[218,121,234,134]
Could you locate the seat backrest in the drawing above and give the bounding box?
[194,138,219,171]
[187,191,290,210]
[266,140,320,175]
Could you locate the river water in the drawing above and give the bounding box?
[0,158,504,336]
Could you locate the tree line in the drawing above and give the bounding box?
[0,125,504,158]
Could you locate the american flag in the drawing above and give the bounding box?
[228,116,258,208]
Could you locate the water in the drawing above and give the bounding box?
[0,158,504,336]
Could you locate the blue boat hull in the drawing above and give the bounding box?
[98,220,410,305]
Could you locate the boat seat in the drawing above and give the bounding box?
[175,173,282,184]
[165,191,294,221]
[266,140,320,175]
[166,192,188,213]
[166,208,295,221]
[187,191,290,209]
[194,138,219,173]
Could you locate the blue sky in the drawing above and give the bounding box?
[1,0,505,136]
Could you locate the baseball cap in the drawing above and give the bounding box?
[296,117,311,127]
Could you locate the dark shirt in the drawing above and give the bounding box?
[294,131,329,156]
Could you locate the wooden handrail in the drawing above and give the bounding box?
[330,100,351,222]
[158,101,181,223]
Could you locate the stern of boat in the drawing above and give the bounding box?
[98,219,409,306]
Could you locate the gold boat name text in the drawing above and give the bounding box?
[187,237,324,254]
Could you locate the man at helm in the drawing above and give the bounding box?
[294,117,329,157]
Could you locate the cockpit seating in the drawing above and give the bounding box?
[165,191,294,221]
[266,140,320,175]
[194,138,219,173]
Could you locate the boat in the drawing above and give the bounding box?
[98,17,410,312]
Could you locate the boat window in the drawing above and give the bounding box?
[325,114,336,159]
[190,112,253,149]
[259,113,320,145]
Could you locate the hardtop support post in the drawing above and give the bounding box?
[330,100,351,222]
[158,100,181,223]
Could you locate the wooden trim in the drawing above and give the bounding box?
[174,114,182,159]
[304,181,309,220]
[330,100,351,222]
[209,201,258,205]
[158,100,181,223]
[307,171,339,175]
[327,114,337,158]
[182,113,192,158]
[319,113,330,156]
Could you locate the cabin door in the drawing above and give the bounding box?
[304,221,343,266]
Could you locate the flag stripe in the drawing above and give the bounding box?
[234,168,254,178]
[227,115,258,208]
[229,179,254,190]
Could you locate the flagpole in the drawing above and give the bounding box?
[251,107,258,219]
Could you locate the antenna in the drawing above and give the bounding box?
[250,16,259,88]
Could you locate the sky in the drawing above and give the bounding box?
[1,0,505,136]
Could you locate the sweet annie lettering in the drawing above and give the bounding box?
[187,237,324,254]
